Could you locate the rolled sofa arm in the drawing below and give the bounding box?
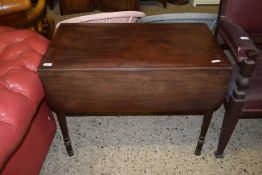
[26,0,46,23]
[0,0,46,28]
[0,0,31,16]
[218,17,258,62]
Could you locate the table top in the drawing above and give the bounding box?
[39,23,231,71]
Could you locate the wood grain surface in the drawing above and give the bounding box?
[38,23,232,115]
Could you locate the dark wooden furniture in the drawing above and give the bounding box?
[46,0,55,9]
[59,0,94,15]
[59,0,167,15]
[214,0,262,158]
[168,0,189,5]
[38,23,232,156]
[98,0,139,12]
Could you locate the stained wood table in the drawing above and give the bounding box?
[38,23,232,156]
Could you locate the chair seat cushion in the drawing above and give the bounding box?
[243,46,262,113]
[137,13,218,31]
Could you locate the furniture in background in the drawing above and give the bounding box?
[214,0,262,158]
[38,23,232,156]
[59,0,94,15]
[96,0,140,12]
[190,0,220,7]
[0,0,54,39]
[0,26,56,174]
[138,13,217,31]
[168,0,189,5]
[55,11,145,30]
[46,0,55,9]
[59,0,167,15]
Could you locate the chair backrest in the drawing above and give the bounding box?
[220,0,262,34]
[56,11,145,30]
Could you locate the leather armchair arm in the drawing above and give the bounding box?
[218,17,258,62]
[26,0,46,22]
[0,0,46,28]
[0,0,31,16]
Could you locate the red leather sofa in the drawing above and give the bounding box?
[0,26,56,175]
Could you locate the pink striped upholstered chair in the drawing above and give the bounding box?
[55,11,145,30]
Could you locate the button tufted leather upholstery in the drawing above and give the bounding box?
[0,26,56,173]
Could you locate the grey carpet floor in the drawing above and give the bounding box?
[40,107,262,175]
[41,2,262,175]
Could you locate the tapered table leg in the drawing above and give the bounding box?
[195,112,213,155]
[57,113,74,156]
[215,98,241,158]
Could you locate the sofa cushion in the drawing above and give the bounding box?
[0,26,49,168]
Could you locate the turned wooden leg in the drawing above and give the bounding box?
[46,0,55,10]
[168,0,189,5]
[163,0,167,8]
[195,112,213,155]
[215,99,241,158]
[57,113,74,156]
[158,0,167,8]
